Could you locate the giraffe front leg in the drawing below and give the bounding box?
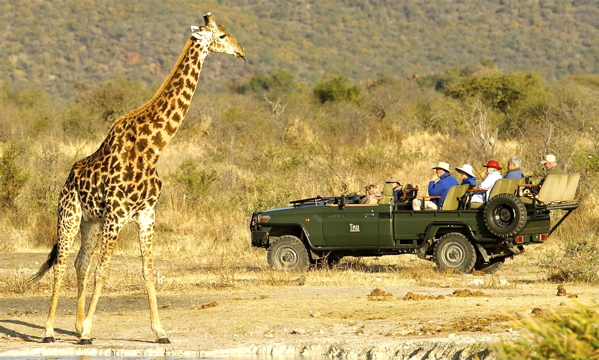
[137,210,170,343]
[75,220,101,335]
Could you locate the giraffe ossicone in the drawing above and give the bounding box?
[28,12,245,345]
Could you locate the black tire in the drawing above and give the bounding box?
[484,193,528,238]
[433,233,477,273]
[474,257,505,274]
[267,235,310,271]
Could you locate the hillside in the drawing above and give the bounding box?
[1,0,598,99]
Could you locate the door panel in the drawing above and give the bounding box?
[322,205,380,246]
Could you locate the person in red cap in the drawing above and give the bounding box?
[471,160,503,203]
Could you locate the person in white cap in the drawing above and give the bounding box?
[412,161,458,210]
[539,154,563,186]
[455,164,477,186]
[541,154,562,175]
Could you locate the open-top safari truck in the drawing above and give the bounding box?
[250,174,580,273]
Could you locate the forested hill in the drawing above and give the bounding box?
[2,0,599,99]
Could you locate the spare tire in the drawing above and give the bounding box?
[484,193,528,238]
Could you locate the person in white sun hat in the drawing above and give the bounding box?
[455,164,477,186]
[412,161,458,211]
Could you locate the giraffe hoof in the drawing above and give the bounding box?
[78,338,93,345]
[42,337,55,343]
[156,338,171,344]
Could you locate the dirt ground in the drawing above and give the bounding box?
[0,252,592,359]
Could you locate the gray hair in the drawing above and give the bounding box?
[509,156,521,168]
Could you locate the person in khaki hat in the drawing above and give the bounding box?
[385,176,403,202]
[412,161,458,210]
[471,160,503,203]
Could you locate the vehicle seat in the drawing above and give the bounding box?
[521,174,576,205]
[378,183,394,204]
[563,173,580,201]
[469,178,520,209]
[441,184,469,210]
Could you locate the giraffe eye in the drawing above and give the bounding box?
[219,34,226,39]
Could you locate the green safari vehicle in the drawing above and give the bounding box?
[250,175,580,273]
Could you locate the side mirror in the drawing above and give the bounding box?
[338,195,346,210]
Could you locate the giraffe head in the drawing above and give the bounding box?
[191,13,246,61]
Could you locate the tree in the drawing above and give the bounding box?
[313,74,362,104]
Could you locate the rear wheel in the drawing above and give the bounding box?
[267,235,310,272]
[434,233,477,273]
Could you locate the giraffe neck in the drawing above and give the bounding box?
[115,39,209,159]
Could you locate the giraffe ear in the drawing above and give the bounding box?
[191,33,202,40]
[203,12,217,27]
[190,25,200,32]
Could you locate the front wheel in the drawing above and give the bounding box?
[267,235,310,272]
[433,233,477,273]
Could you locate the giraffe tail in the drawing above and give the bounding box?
[28,243,59,284]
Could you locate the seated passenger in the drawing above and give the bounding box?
[385,177,403,202]
[412,161,458,210]
[471,160,503,203]
[455,164,477,186]
[538,153,563,186]
[359,184,380,204]
[504,156,524,179]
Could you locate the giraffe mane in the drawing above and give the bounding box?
[122,39,195,120]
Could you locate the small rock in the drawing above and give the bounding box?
[309,310,321,318]
[469,279,484,286]
[557,285,567,296]
[292,275,306,286]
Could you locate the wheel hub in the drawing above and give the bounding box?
[445,244,464,265]
[279,248,298,267]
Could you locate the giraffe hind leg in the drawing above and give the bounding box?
[75,220,101,336]
[40,186,82,343]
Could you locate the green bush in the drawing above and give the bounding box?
[538,234,599,283]
[170,160,218,209]
[313,74,362,105]
[0,143,29,208]
[494,303,599,360]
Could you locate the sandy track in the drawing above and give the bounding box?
[0,252,591,359]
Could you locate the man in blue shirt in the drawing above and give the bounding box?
[504,156,524,179]
[412,161,459,210]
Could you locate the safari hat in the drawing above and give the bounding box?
[386,176,402,185]
[432,161,451,172]
[483,160,502,170]
[455,164,475,178]
[540,154,557,164]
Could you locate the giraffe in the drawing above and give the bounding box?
[28,13,245,345]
